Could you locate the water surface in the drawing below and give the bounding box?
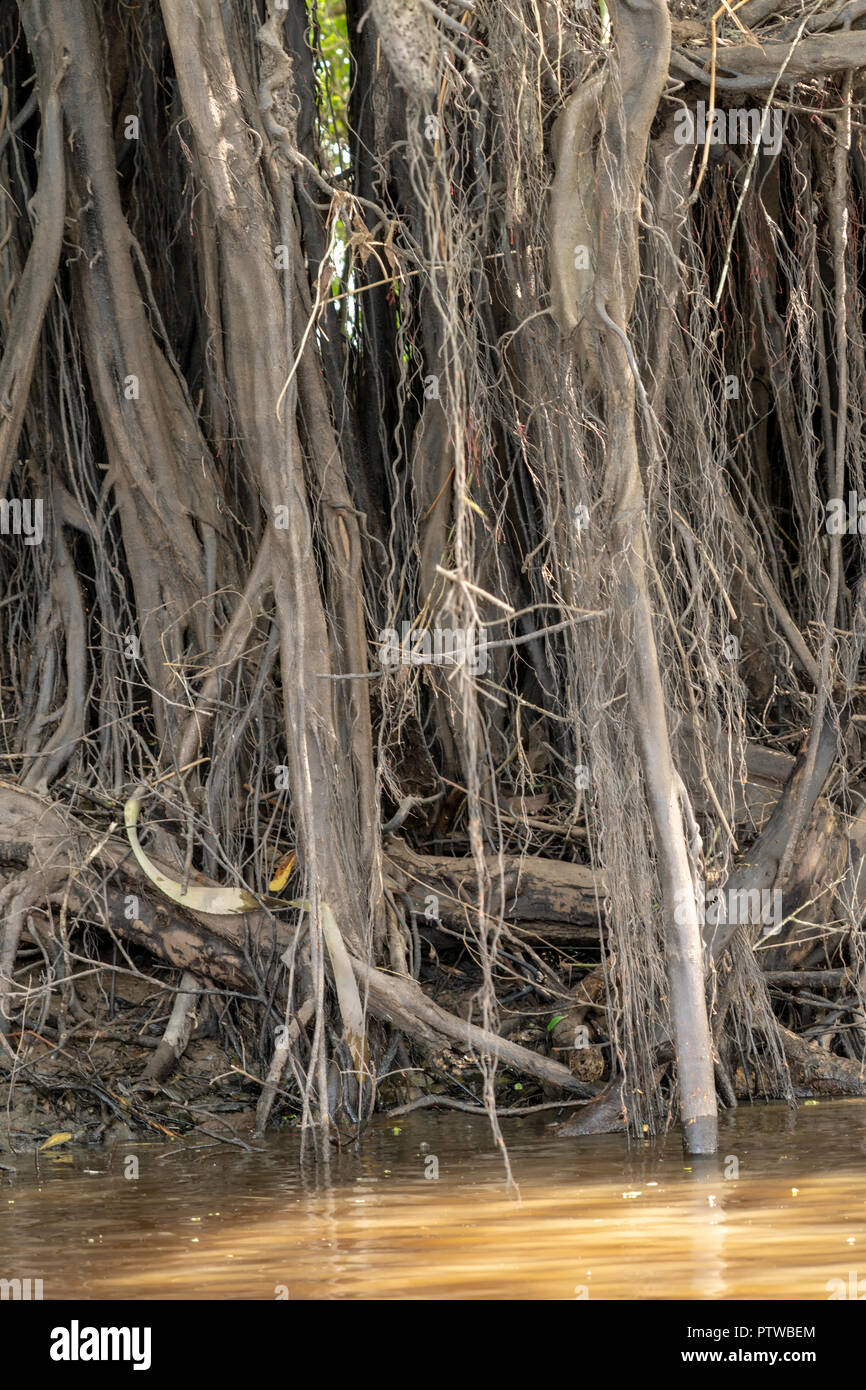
[3,1100,865,1299]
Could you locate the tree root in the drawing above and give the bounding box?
[140,971,201,1084]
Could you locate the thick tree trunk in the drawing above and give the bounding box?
[157,0,371,954]
[592,0,718,1153]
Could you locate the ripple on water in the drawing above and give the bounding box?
[2,1100,865,1299]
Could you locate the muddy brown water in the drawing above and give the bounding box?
[2,1100,866,1299]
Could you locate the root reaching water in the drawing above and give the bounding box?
[2,0,866,1157]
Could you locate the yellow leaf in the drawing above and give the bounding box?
[125,795,260,915]
[40,1132,73,1151]
[269,851,296,894]
[463,495,487,520]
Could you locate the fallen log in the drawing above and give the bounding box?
[72,877,273,998]
[779,1026,866,1098]
[0,785,593,1099]
[764,970,850,989]
[679,734,794,832]
[386,838,604,931]
[418,918,600,951]
[350,957,597,1098]
[675,34,866,88]
[8,780,864,1110]
[705,716,839,962]
[73,874,595,1097]
[97,886,595,1096]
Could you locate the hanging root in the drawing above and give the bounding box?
[2,0,866,1148]
[320,903,371,1088]
[140,972,201,1084]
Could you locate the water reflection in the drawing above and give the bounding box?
[2,1100,865,1299]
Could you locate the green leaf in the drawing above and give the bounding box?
[547,1014,567,1032]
